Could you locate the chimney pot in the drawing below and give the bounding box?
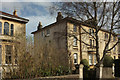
[38,22,42,30]
[13,10,17,16]
[56,12,63,22]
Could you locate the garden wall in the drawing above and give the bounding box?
[102,67,113,78]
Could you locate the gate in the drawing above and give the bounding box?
[114,59,120,77]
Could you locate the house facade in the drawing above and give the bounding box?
[32,12,118,70]
[0,10,29,78]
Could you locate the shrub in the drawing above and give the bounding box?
[103,55,113,67]
[80,59,89,67]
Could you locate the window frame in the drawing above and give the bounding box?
[5,45,12,64]
[92,29,94,35]
[113,47,116,52]
[90,39,92,47]
[89,29,91,35]
[73,53,78,64]
[89,54,93,65]
[46,29,50,36]
[11,24,14,36]
[105,33,108,39]
[15,47,18,64]
[4,22,9,35]
[73,25,77,32]
[94,54,96,65]
[73,37,77,46]
[89,54,96,65]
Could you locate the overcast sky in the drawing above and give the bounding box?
[0,0,118,36]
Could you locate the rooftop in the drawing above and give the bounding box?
[31,16,118,36]
[0,11,29,23]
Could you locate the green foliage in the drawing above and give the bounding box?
[80,59,89,67]
[103,55,113,67]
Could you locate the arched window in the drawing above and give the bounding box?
[0,22,2,34]
[4,22,9,35]
[11,24,14,36]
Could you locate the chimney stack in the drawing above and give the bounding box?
[56,12,63,22]
[38,22,42,30]
[13,9,17,16]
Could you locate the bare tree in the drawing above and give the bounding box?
[50,2,120,78]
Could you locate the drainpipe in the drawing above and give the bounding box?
[79,25,82,61]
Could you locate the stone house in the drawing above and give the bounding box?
[0,10,29,78]
[32,12,118,70]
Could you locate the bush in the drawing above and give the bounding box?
[80,59,89,67]
[103,55,113,67]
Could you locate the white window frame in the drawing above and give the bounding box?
[89,54,93,65]
[94,55,96,65]
[73,53,78,64]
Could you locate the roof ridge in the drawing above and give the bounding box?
[0,11,29,21]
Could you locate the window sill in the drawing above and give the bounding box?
[74,63,78,65]
[0,34,14,37]
[45,34,50,37]
[3,64,18,66]
[73,45,78,47]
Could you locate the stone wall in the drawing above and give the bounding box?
[102,67,113,78]
[13,74,80,80]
